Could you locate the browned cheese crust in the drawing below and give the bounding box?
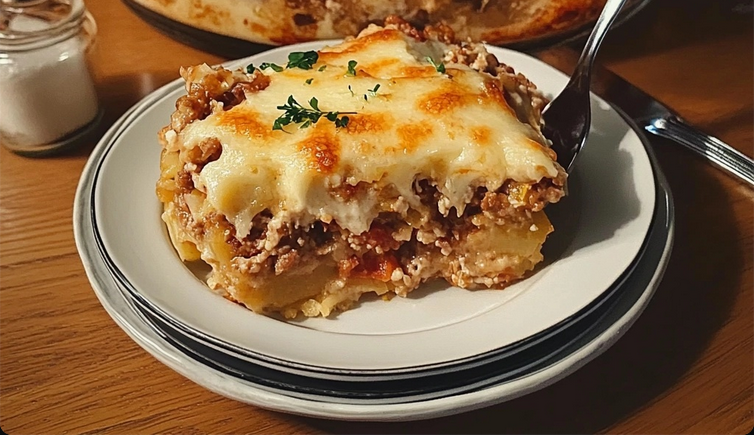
[157,17,566,318]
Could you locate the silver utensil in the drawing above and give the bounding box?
[542,0,628,173]
[596,72,754,187]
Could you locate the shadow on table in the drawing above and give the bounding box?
[290,138,744,433]
[40,59,745,435]
[580,0,753,62]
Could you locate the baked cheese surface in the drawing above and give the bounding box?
[175,26,558,238]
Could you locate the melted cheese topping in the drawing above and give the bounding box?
[176,26,558,237]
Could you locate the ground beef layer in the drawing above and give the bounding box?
[156,17,566,318]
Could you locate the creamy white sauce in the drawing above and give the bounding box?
[180,29,557,238]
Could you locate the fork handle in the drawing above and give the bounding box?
[571,0,629,91]
[646,116,754,187]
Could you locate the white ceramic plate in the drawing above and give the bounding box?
[121,245,638,382]
[86,43,656,372]
[73,116,674,416]
[117,190,649,382]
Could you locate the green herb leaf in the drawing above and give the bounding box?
[272,117,288,131]
[273,95,356,131]
[245,64,256,74]
[348,85,354,96]
[287,51,319,70]
[318,65,327,72]
[260,62,284,72]
[346,60,357,76]
[367,84,380,97]
[426,57,446,74]
[305,78,314,85]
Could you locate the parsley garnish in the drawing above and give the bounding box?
[273,95,355,131]
[318,65,327,72]
[260,62,284,72]
[427,57,446,74]
[305,78,314,85]
[329,113,350,128]
[245,63,256,74]
[348,85,354,96]
[360,84,381,101]
[346,60,357,76]
[258,51,319,73]
[287,51,318,70]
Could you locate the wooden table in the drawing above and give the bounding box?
[1,0,752,433]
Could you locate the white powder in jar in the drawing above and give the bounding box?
[0,5,99,151]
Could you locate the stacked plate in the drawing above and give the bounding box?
[74,43,674,421]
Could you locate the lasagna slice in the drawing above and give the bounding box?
[156,17,566,318]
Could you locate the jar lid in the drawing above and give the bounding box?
[0,0,86,50]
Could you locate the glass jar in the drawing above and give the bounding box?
[0,0,102,156]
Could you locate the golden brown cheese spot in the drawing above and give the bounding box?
[336,29,405,54]
[215,109,272,139]
[344,113,390,135]
[361,58,401,76]
[299,131,340,173]
[418,86,467,115]
[316,52,342,65]
[397,122,434,153]
[471,126,493,146]
[399,66,441,78]
[480,80,514,114]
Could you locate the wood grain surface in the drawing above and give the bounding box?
[1,0,752,433]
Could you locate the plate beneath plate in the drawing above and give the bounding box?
[82,44,656,372]
[125,188,664,400]
[74,110,673,416]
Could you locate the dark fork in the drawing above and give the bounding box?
[543,0,629,173]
